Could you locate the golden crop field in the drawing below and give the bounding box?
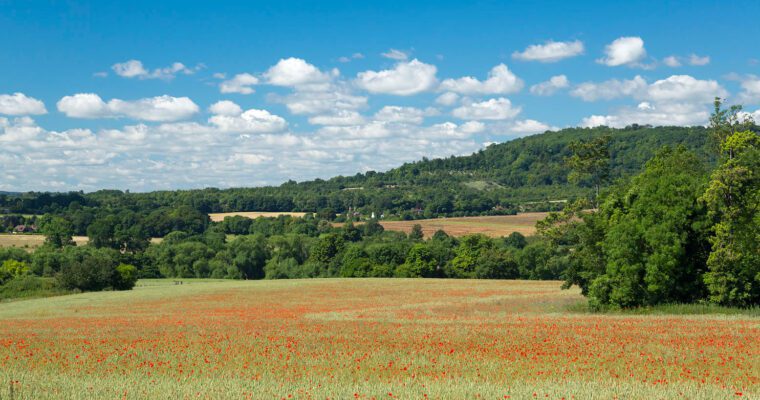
[209,212,309,222]
[0,279,757,399]
[0,234,89,250]
[335,213,550,238]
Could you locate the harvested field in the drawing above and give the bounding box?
[339,212,549,238]
[0,235,161,250]
[0,234,89,249]
[208,211,308,222]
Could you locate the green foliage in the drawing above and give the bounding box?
[701,130,760,306]
[0,276,69,301]
[408,224,424,241]
[589,147,710,308]
[447,234,494,278]
[566,135,611,205]
[0,259,30,285]
[396,243,436,277]
[56,246,129,292]
[39,215,75,248]
[114,264,138,290]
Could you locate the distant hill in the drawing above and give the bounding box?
[0,125,717,217]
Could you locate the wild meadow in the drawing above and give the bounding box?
[1,279,757,399]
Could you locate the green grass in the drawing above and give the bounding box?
[0,276,72,302]
[567,300,760,317]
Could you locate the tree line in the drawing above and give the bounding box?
[542,99,758,308]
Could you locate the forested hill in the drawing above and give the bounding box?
[1,125,715,218]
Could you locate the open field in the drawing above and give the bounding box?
[0,234,89,249]
[209,211,309,222]
[338,212,549,238]
[0,235,161,250]
[0,279,757,399]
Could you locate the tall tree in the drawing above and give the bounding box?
[565,135,611,207]
[39,215,75,248]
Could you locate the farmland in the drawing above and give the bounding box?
[334,212,549,238]
[1,279,757,399]
[0,234,89,250]
[209,211,308,222]
[0,235,162,250]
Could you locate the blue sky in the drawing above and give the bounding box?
[1,0,759,191]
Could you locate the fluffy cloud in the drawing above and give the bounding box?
[381,49,409,61]
[571,76,647,101]
[274,87,367,115]
[689,54,710,66]
[111,60,199,80]
[220,73,259,94]
[663,54,710,68]
[435,92,459,106]
[264,58,334,88]
[663,56,682,67]
[597,37,647,67]
[645,75,725,102]
[439,64,523,95]
[738,75,760,104]
[208,100,243,116]
[355,59,437,95]
[0,114,488,191]
[209,108,287,133]
[308,110,366,126]
[507,119,555,135]
[512,40,584,63]
[530,75,569,96]
[578,75,727,128]
[580,102,710,128]
[0,93,47,115]
[374,106,432,124]
[452,98,520,120]
[57,94,199,121]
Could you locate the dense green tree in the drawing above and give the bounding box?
[588,147,710,308]
[566,135,611,206]
[0,259,30,285]
[39,215,75,248]
[408,224,424,241]
[396,243,436,277]
[447,234,494,278]
[701,130,760,306]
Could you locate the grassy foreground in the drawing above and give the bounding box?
[0,279,757,399]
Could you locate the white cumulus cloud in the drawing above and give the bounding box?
[355,59,437,95]
[571,76,647,101]
[209,108,287,133]
[381,49,409,61]
[220,73,259,94]
[111,59,199,80]
[0,93,47,115]
[688,54,710,66]
[439,64,523,95]
[374,106,429,124]
[57,93,199,121]
[597,37,647,67]
[308,110,366,126]
[208,100,243,116]
[452,98,520,120]
[663,56,682,67]
[264,57,334,88]
[512,40,584,63]
[530,75,569,96]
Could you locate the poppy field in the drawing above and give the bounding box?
[0,279,757,399]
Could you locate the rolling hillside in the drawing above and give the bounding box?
[1,125,716,217]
